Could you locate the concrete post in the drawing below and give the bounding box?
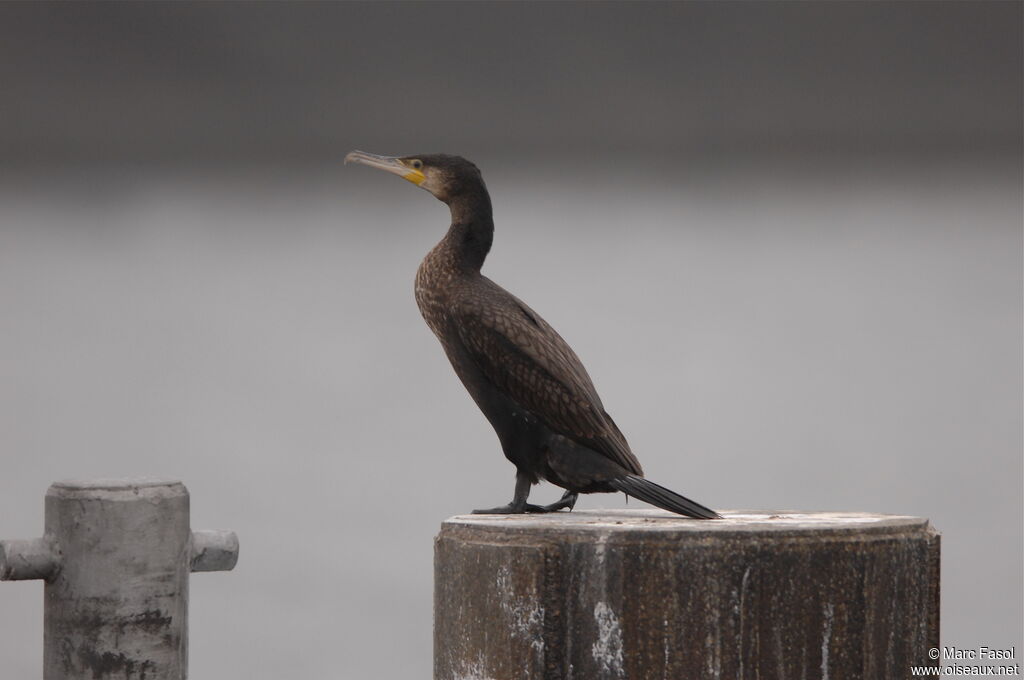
[435,509,940,680]
[0,478,239,680]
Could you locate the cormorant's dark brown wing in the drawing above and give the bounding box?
[452,281,643,476]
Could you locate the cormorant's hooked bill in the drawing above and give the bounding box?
[345,150,425,186]
[347,149,720,519]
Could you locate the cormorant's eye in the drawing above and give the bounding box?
[411,159,424,170]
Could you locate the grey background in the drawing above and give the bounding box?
[1,2,1020,677]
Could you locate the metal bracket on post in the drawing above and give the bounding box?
[0,536,60,581]
[1,478,239,680]
[190,529,240,572]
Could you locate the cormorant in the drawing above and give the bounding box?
[345,151,719,519]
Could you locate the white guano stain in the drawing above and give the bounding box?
[821,602,835,680]
[662,617,670,679]
[452,654,497,680]
[705,581,722,679]
[594,532,609,567]
[496,565,545,654]
[737,566,752,680]
[592,601,625,678]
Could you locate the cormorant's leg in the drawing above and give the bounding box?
[524,490,578,513]
[472,472,533,514]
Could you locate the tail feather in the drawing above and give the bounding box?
[609,475,721,519]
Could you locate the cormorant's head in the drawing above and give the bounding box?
[345,151,485,204]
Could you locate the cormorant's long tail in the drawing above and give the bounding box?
[609,475,721,519]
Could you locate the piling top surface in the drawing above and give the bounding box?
[48,477,187,500]
[442,509,934,541]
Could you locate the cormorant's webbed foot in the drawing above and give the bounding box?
[472,473,533,514]
[472,491,578,515]
[472,503,526,515]
[471,476,579,515]
[525,490,578,513]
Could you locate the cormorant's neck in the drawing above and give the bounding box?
[444,190,494,274]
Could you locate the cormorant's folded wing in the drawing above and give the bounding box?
[453,291,643,476]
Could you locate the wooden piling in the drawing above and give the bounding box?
[434,509,939,680]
